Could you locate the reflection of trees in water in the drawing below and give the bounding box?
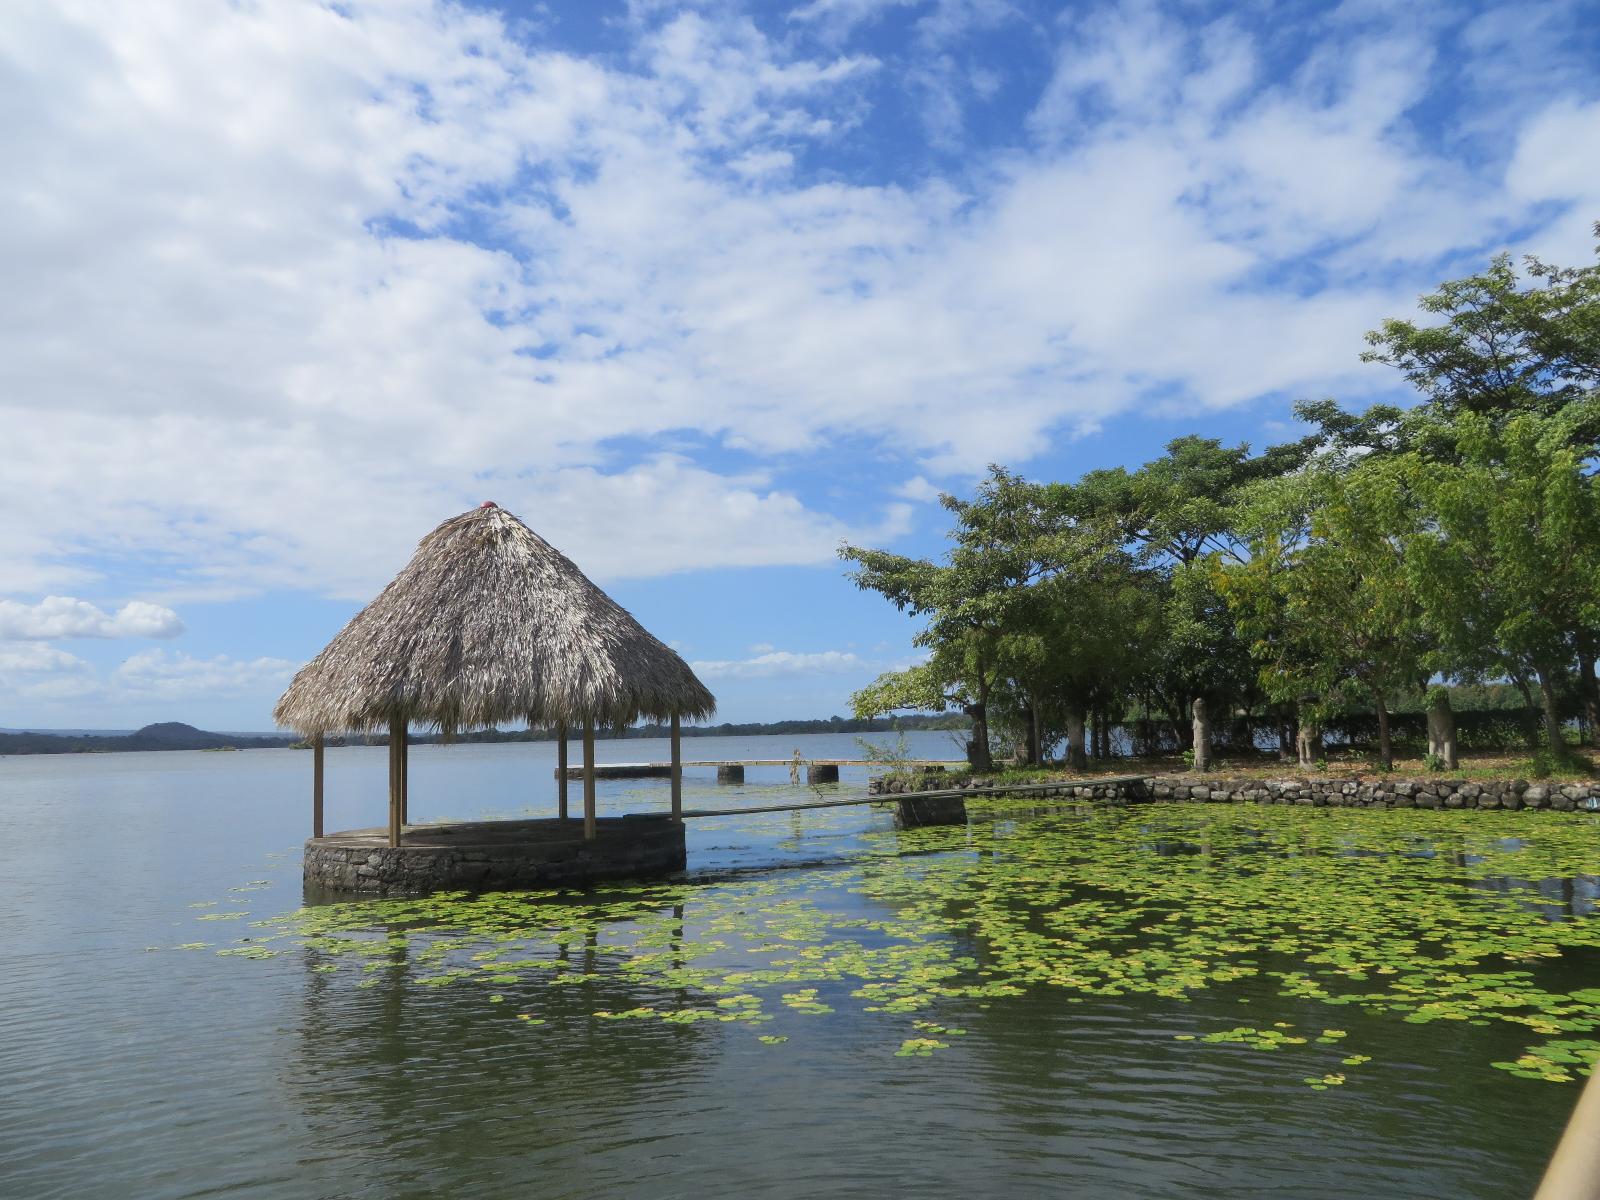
[1468,871,1600,919]
[282,901,713,1193]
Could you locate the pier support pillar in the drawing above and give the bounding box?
[717,764,745,784]
[671,714,682,821]
[387,716,405,848]
[399,725,408,827]
[582,720,597,840]
[806,764,840,784]
[557,722,569,820]
[894,793,967,829]
[312,734,324,839]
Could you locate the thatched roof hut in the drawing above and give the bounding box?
[275,502,714,735]
[277,502,714,847]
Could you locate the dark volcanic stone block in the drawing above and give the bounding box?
[894,793,968,829]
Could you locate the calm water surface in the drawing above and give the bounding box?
[0,733,1592,1199]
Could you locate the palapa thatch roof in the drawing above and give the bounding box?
[274,503,715,735]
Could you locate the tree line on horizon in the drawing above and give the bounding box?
[0,713,970,756]
[843,224,1600,775]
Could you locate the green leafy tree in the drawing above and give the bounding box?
[1299,224,1600,462]
[846,466,1151,770]
[1062,435,1313,767]
[1299,227,1600,741]
[1402,403,1600,754]
[841,552,1005,771]
[1018,566,1162,768]
[1222,459,1428,769]
[842,467,1064,770]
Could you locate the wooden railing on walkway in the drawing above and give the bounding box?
[626,776,1147,820]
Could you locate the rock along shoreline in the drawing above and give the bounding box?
[872,772,1600,813]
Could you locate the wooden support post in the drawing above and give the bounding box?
[557,721,569,820]
[671,714,682,822]
[312,734,325,839]
[387,715,403,848]
[399,721,409,827]
[582,719,597,841]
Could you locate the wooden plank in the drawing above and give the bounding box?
[670,714,682,822]
[1536,1062,1600,1198]
[312,734,324,839]
[555,757,965,779]
[557,721,569,821]
[674,777,1144,819]
[683,758,964,768]
[582,719,596,841]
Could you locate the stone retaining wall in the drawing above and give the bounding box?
[870,774,1147,802]
[1142,775,1600,812]
[303,816,686,898]
[871,770,1600,813]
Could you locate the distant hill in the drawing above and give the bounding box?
[0,722,295,756]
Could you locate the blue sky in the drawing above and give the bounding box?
[1,0,1598,730]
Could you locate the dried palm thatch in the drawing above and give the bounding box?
[274,504,715,735]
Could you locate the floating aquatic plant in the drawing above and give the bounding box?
[217,804,1600,1086]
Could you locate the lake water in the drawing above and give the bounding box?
[2,732,1596,1199]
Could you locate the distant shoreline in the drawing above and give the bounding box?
[0,715,970,757]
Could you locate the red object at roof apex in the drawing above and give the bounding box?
[480,501,498,509]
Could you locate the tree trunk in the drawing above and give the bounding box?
[967,694,993,772]
[1426,689,1458,769]
[1537,668,1568,755]
[1191,697,1212,773]
[1021,699,1039,766]
[1063,707,1088,770]
[1278,716,1296,763]
[1371,688,1393,770]
[1297,702,1321,769]
[1511,672,1542,752]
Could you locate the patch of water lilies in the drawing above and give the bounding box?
[215,804,1600,1086]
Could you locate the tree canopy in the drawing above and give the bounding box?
[843,226,1600,772]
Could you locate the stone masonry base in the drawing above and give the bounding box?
[303,816,686,898]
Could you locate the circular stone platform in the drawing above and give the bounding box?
[303,816,686,897]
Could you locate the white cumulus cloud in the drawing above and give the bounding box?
[0,643,99,703]
[0,596,184,640]
[110,649,296,700]
[690,649,866,679]
[0,0,1593,605]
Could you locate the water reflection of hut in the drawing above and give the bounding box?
[273,503,715,893]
